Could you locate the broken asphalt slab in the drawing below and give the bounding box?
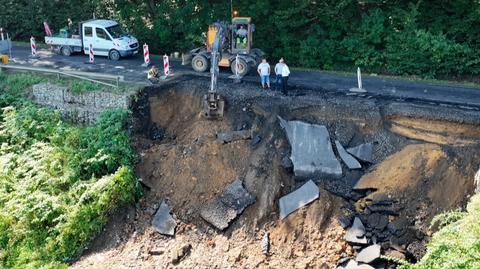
[152,201,177,236]
[347,143,373,163]
[200,179,256,230]
[335,140,362,169]
[356,244,381,263]
[278,117,342,178]
[279,180,320,219]
[345,217,368,245]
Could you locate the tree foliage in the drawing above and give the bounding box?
[2,1,480,77]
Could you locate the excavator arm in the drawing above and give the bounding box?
[203,22,226,119]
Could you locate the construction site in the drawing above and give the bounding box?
[1,6,480,269]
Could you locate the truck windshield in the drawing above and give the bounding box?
[106,25,127,39]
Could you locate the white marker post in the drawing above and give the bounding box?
[349,67,367,93]
[357,67,362,90]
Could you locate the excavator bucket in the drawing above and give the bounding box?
[203,92,225,119]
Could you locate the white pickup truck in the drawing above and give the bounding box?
[45,19,139,61]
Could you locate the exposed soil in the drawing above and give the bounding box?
[72,76,480,269]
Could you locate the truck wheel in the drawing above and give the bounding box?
[61,46,71,56]
[192,55,209,72]
[109,50,121,61]
[230,58,250,76]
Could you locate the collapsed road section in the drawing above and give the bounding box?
[72,75,480,269]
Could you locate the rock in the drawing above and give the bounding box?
[356,244,381,263]
[335,140,362,169]
[338,214,354,229]
[344,260,358,269]
[345,217,368,245]
[219,179,256,212]
[406,241,426,261]
[387,218,410,236]
[357,265,375,269]
[148,249,164,255]
[151,201,176,236]
[347,143,373,163]
[279,180,320,219]
[217,130,251,143]
[250,135,262,148]
[367,213,389,231]
[367,204,401,216]
[171,244,192,264]
[200,179,256,230]
[262,232,270,255]
[149,124,164,140]
[385,249,406,260]
[281,155,294,171]
[278,117,342,178]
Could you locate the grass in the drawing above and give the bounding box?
[0,73,138,268]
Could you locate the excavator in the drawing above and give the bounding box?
[193,17,265,119]
[183,17,264,77]
[0,28,11,64]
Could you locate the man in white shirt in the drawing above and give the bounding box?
[274,58,284,91]
[281,60,290,95]
[257,59,271,89]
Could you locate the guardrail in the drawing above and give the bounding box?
[0,64,124,88]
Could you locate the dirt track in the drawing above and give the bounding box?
[69,75,480,269]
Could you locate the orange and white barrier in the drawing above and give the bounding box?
[142,44,150,66]
[89,44,94,63]
[163,54,170,76]
[30,37,36,57]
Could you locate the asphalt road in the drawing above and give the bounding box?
[6,45,480,109]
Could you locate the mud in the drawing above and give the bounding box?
[72,75,480,269]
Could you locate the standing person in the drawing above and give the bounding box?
[257,59,271,89]
[281,60,290,95]
[274,58,284,91]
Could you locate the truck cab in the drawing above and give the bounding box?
[45,19,139,61]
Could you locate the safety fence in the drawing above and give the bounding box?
[0,64,124,88]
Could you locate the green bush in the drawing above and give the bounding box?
[0,74,138,268]
[400,193,480,269]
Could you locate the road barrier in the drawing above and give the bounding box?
[30,37,36,57]
[235,54,240,78]
[89,44,94,63]
[0,64,124,88]
[142,44,150,66]
[163,54,170,76]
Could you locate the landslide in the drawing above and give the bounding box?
[72,76,480,269]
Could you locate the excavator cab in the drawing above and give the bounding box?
[231,17,253,54]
